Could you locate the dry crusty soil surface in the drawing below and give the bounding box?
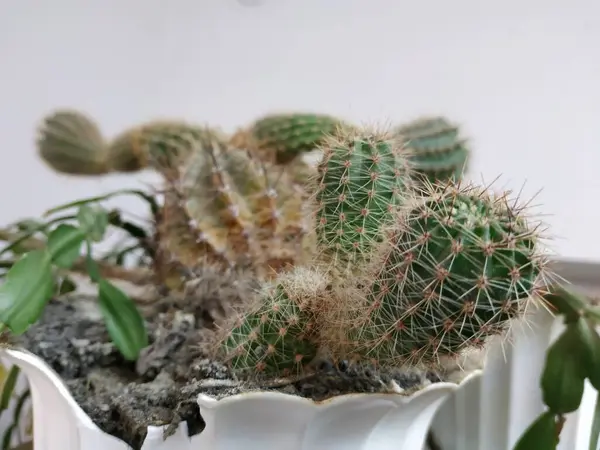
[17,296,440,449]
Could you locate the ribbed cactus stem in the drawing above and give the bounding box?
[241,112,350,165]
[218,266,327,376]
[343,181,549,367]
[313,128,411,266]
[396,116,470,185]
[36,110,110,175]
[156,133,312,286]
[108,122,226,178]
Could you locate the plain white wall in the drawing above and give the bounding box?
[1,0,599,260]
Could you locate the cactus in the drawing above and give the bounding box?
[217,266,327,376]
[395,116,469,185]
[231,113,350,165]
[36,109,226,177]
[156,133,314,285]
[313,127,412,266]
[338,181,548,367]
[36,110,110,175]
[108,121,227,179]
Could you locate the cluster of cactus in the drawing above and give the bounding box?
[216,126,549,377]
[395,116,470,185]
[36,110,322,289]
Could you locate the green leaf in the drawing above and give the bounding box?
[57,276,77,295]
[47,224,85,268]
[513,411,558,450]
[543,285,587,323]
[0,250,54,334]
[574,318,600,390]
[45,189,159,217]
[541,325,587,413]
[97,279,148,360]
[0,366,20,412]
[77,205,108,242]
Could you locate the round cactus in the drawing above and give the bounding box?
[36,110,110,175]
[313,127,412,266]
[396,116,469,185]
[341,182,548,367]
[239,113,350,165]
[218,267,327,376]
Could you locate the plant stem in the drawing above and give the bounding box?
[0,230,152,285]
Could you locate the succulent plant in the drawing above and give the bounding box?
[313,128,412,267]
[218,266,327,376]
[36,109,226,178]
[155,133,314,287]
[216,125,549,380]
[36,110,110,175]
[395,116,470,185]
[338,181,548,367]
[230,113,351,165]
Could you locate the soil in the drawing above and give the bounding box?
[15,293,475,449]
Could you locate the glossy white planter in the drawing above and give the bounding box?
[0,348,475,450]
[431,304,598,450]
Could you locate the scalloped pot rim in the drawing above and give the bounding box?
[2,346,483,443]
[196,370,483,408]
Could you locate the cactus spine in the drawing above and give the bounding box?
[395,116,469,185]
[339,181,548,367]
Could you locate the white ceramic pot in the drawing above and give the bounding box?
[0,348,474,450]
[431,303,598,450]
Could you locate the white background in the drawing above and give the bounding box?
[0,0,599,260]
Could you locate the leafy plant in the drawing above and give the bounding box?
[514,286,600,450]
[0,202,148,360]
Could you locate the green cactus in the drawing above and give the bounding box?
[36,109,226,177]
[218,266,326,376]
[395,116,469,185]
[36,110,110,175]
[341,181,547,367]
[313,128,412,266]
[232,113,350,165]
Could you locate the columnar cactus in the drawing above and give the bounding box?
[395,116,470,185]
[339,181,548,367]
[218,266,327,376]
[313,128,412,266]
[230,112,351,165]
[156,133,314,286]
[36,109,226,178]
